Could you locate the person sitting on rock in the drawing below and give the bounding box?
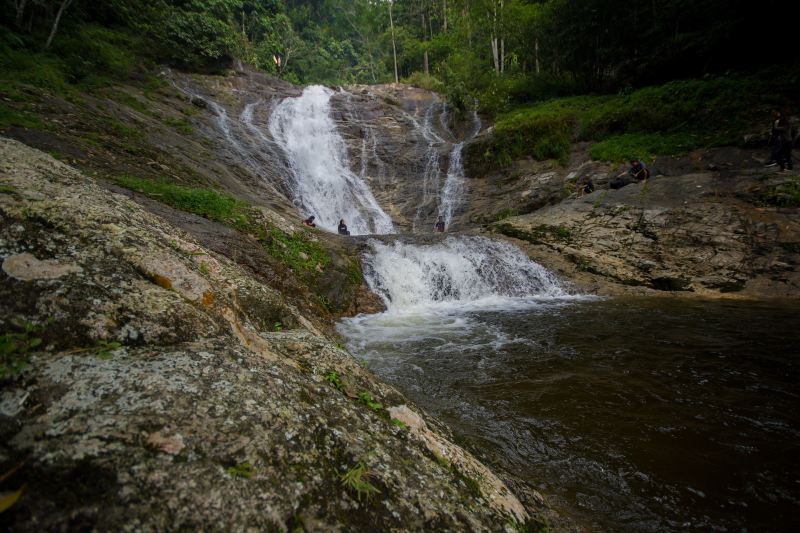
[338,219,350,235]
[576,176,595,197]
[303,215,316,227]
[610,159,649,189]
[434,215,445,233]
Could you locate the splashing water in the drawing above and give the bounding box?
[268,85,395,235]
[360,236,566,311]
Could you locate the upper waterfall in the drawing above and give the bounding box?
[268,85,395,235]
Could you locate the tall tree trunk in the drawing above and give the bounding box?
[500,37,505,73]
[45,0,74,50]
[422,12,428,74]
[14,0,28,28]
[443,0,448,31]
[535,37,540,74]
[491,36,499,74]
[389,2,399,83]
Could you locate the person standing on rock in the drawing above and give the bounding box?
[303,215,316,227]
[338,219,350,235]
[434,215,445,233]
[768,111,795,171]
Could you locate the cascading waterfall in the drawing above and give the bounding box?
[440,111,482,228]
[268,85,395,235]
[360,236,565,310]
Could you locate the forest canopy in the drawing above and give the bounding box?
[1,0,797,113]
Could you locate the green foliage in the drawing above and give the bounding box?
[390,418,408,430]
[358,391,383,412]
[0,103,46,130]
[53,25,138,87]
[112,175,252,230]
[324,371,343,391]
[339,462,380,501]
[272,321,283,332]
[477,76,787,166]
[164,7,238,69]
[264,227,331,280]
[588,133,698,163]
[1,322,42,378]
[163,116,193,134]
[94,340,122,360]
[227,462,255,479]
[760,177,800,208]
[403,72,445,93]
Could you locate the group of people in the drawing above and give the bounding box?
[573,158,649,196]
[303,215,447,234]
[302,215,352,235]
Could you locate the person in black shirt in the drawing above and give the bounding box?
[337,219,350,235]
[610,160,649,189]
[434,215,445,232]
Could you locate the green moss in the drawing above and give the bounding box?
[226,462,255,479]
[107,90,150,114]
[0,103,47,130]
[163,116,193,134]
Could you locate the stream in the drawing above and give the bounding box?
[339,291,800,531]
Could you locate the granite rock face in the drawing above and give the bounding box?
[0,138,534,531]
[484,151,800,297]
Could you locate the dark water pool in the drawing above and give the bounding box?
[340,298,800,531]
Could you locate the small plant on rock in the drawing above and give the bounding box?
[0,322,42,378]
[324,371,343,391]
[94,340,122,360]
[227,462,255,478]
[358,391,383,412]
[339,462,380,501]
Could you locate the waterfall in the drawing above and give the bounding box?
[268,85,395,236]
[361,236,565,310]
[440,111,482,229]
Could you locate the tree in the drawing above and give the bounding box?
[45,0,75,49]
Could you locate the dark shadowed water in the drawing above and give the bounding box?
[339,297,800,531]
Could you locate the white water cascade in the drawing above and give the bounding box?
[361,236,566,311]
[440,111,482,228]
[268,85,395,235]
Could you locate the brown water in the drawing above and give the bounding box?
[339,297,800,531]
